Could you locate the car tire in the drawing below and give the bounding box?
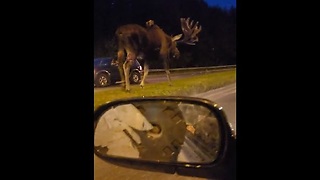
[130,71,141,84]
[95,73,111,87]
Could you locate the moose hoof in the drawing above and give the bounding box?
[140,85,144,88]
[125,89,131,93]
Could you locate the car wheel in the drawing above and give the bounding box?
[130,71,141,84]
[95,73,111,87]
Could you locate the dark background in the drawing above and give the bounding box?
[94,0,236,68]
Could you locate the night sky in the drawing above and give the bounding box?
[204,0,236,9]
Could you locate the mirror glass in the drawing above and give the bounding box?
[94,100,221,164]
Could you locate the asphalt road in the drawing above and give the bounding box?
[193,83,236,134]
[94,82,236,180]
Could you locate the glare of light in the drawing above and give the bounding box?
[219,107,223,110]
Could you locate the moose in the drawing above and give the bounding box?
[114,17,202,91]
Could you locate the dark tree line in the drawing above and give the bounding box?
[94,0,236,68]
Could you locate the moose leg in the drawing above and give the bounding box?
[123,60,132,92]
[163,57,172,86]
[140,63,149,88]
[123,52,135,91]
[117,49,126,89]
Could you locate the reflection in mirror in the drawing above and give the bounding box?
[94,100,221,164]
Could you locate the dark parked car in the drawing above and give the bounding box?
[94,57,143,87]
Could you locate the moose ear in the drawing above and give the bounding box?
[172,34,183,41]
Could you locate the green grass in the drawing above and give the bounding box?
[94,69,236,110]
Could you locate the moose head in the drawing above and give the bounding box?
[115,17,202,91]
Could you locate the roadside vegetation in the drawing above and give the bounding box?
[94,69,236,110]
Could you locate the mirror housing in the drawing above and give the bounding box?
[94,96,236,179]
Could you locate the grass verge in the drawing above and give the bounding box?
[94,69,236,110]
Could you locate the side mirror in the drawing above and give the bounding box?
[94,96,236,179]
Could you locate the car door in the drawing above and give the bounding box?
[106,58,121,82]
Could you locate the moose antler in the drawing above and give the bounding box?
[177,17,202,45]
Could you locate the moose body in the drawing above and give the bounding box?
[115,18,201,91]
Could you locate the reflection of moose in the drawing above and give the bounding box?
[115,17,202,91]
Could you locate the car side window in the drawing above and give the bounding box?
[101,59,109,67]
